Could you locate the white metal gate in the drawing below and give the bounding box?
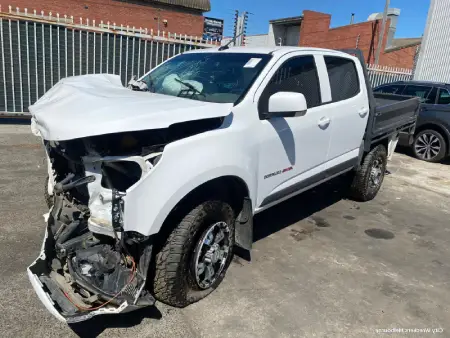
[0,5,215,114]
[367,64,413,88]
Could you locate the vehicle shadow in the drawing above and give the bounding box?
[395,145,450,165]
[253,174,350,243]
[69,305,163,338]
[0,117,31,125]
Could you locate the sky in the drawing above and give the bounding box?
[207,0,431,39]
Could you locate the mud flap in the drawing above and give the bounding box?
[234,197,253,251]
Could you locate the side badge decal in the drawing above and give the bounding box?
[264,166,293,179]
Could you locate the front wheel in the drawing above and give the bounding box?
[153,200,235,307]
[349,144,387,201]
[413,129,447,163]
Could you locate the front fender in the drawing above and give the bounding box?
[123,127,257,236]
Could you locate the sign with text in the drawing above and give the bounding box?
[203,17,224,42]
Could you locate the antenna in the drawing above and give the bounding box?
[218,31,245,51]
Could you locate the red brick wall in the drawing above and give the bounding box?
[299,10,416,69]
[2,0,205,36]
[381,45,418,69]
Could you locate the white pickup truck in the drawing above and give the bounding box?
[28,47,420,323]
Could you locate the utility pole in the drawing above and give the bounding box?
[232,10,240,46]
[374,0,390,65]
[232,10,249,46]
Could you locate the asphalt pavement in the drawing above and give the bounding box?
[0,124,449,337]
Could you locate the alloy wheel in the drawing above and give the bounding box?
[369,157,384,189]
[414,132,441,161]
[193,221,231,289]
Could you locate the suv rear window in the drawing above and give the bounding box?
[403,85,432,101]
[426,87,438,104]
[324,56,360,102]
[374,84,405,94]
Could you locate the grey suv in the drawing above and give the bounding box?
[374,81,450,162]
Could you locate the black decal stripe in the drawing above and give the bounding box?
[259,157,358,207]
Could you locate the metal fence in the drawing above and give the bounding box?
[367,64,413,88]
[0,6,415,114]
[0,5,216,114]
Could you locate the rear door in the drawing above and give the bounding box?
[322,54,369,168]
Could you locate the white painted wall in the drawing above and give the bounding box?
[221,24,300,48]
[221,34,269,47]
[245,34,269,47]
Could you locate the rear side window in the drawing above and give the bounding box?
[403,85,432,101]
[374,84,405,94]
[426,87,438,104]
[324,56,360,102]
[438,89,450,104]
[258,55,321,116]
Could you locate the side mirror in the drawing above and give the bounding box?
[266,92,308,119]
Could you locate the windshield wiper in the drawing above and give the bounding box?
[174,78,201,94]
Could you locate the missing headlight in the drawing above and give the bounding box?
[101,161,142,191]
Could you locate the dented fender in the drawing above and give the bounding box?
[123,127,258,236]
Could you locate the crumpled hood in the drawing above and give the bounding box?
[30,74,233,141]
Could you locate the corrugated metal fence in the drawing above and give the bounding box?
[367,64,413,88]
[0,6,216,114]
[414,0,450,82]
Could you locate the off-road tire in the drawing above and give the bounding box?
[153,200,235,307]
[44,175,53,208]
[412,129,447,163]
[349,144,387,201]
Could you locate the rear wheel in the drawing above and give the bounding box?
[349,144,387,201]
[153,200,235,307]
[413,129,447,163]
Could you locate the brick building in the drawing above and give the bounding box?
[298,10,420,68]
[3,0,211,36]
[224,9,421,69]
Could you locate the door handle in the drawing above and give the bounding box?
[358,108,369,117]
[318,117,331,129]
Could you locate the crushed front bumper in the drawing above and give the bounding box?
[28,226,154,323]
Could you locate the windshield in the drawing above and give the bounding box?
[140,52,271,104]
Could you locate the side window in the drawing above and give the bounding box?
[258,55,321,117]
[324,56,360,102]
[425,87,438,104]
[374,84,405,94]
[403,85,432,101]
[437,89,450,105]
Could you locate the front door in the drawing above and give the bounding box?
[254,53,332,209]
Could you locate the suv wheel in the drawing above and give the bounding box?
[349,144,387,201]
[153,200,235,307]
[413,129,447,163]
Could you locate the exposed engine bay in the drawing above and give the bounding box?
[28,118,223,322]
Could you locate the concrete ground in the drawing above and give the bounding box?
[0,123,449,337]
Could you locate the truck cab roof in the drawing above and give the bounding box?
[185,46,354,59]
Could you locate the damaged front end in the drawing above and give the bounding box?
[27,130,169,323]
